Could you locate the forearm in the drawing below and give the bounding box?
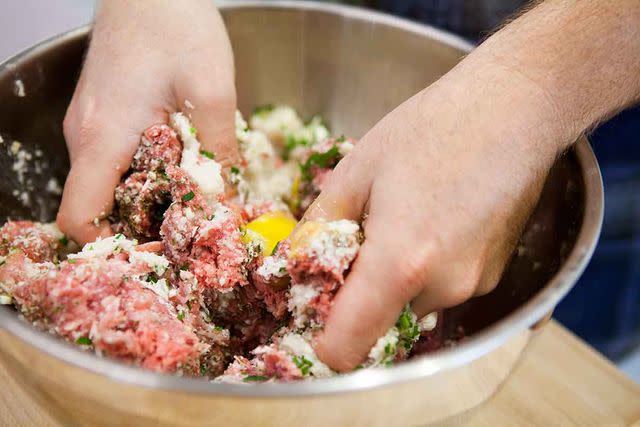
[484,0,640,139]
[416,0,640,161]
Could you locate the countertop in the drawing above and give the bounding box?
[1,320,639,426]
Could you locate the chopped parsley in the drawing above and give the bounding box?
[76,336,92,346]
[299,145,340,181]
[396,306,421,351]
[253,104,274,116]
[292,355,313,376]
[214,325,225,331]
[271,241,281,255]
[182,191,195,202]
[384,342,395,356]
[67,259,77,264]
[177,311,185,321]
[189,126,197,136]
[180,263,190,271]
[283,134,310,160]
[230,166,240,175]
[200,364,207,376]
[58,236,69,247]
[279,267,287,273]
[336,135,346,142]
[200,149,215,160]
[147,273,159,283]
[243,375,268,382]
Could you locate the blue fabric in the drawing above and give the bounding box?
[372,0,640,359]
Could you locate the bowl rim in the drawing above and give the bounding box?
[0,0,603,398]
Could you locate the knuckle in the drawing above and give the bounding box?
[442,261,483,306]
[191,82,236,112]
[392,242,434,299]
[444,279,477,307]
[64,109,105,155]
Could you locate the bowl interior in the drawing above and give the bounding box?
[0,6,585,353]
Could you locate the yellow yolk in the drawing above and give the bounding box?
[289,221,323,256]
[243,211,297,255]
[288,173,301,211]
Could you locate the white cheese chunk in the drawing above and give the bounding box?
[278,333,333,378]
[68,235,136,260]
[171,112,225,205]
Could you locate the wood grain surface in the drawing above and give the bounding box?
[1,320,639,427]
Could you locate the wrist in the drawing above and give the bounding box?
[418,52,568,165]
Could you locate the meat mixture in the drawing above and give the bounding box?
[0,105,443,382]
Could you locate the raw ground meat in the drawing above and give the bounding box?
[0,221,61,263]
[0,107,447,382]
[131,124,182,172]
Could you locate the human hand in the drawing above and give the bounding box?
[58,0,237,244]
[310,0,640,372]
[306,56,567,371]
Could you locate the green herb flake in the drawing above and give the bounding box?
[58,236,69,247]
[214,325,224,331]
[230,166,240,175]
[243,375,268,382]
[67,259,77,264]
[292,355,314,376]
[76,336,92,346]
[336,135,346,142]
[384,343,395,356]
[182,191,195,202]
[253,104,275,116]
[189,126,197,136]
[200,364,207,376]
[396,306,421,351]
[177,311,185,321]
[283,134,310,161]
[180,263,190,271]
[271,241,281,256]
[147,273,159,283]
[279,267,287,273]
[186,300,192,310]
[299,145,340,181]
[200,149,215,160]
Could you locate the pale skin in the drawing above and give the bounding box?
[59,0,640,371]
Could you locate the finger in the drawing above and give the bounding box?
[181,90,240,168]
[57,127,137,245]
[314,221,428,372]
[175,20,239,170]
[301,154,371,223]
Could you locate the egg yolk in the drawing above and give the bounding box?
[243,211,297,255]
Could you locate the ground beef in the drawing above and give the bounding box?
[189,206,247,290]
[10,255,203,375]
[131,124,182,172]
[113,171,172,241]
[1,109,447,383]
[0,221,61,263]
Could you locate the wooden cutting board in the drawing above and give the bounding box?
[1,320,639,426]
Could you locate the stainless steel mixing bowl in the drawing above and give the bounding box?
[0,2,603,426]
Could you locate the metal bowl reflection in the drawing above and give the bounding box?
[0,2,602,426]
